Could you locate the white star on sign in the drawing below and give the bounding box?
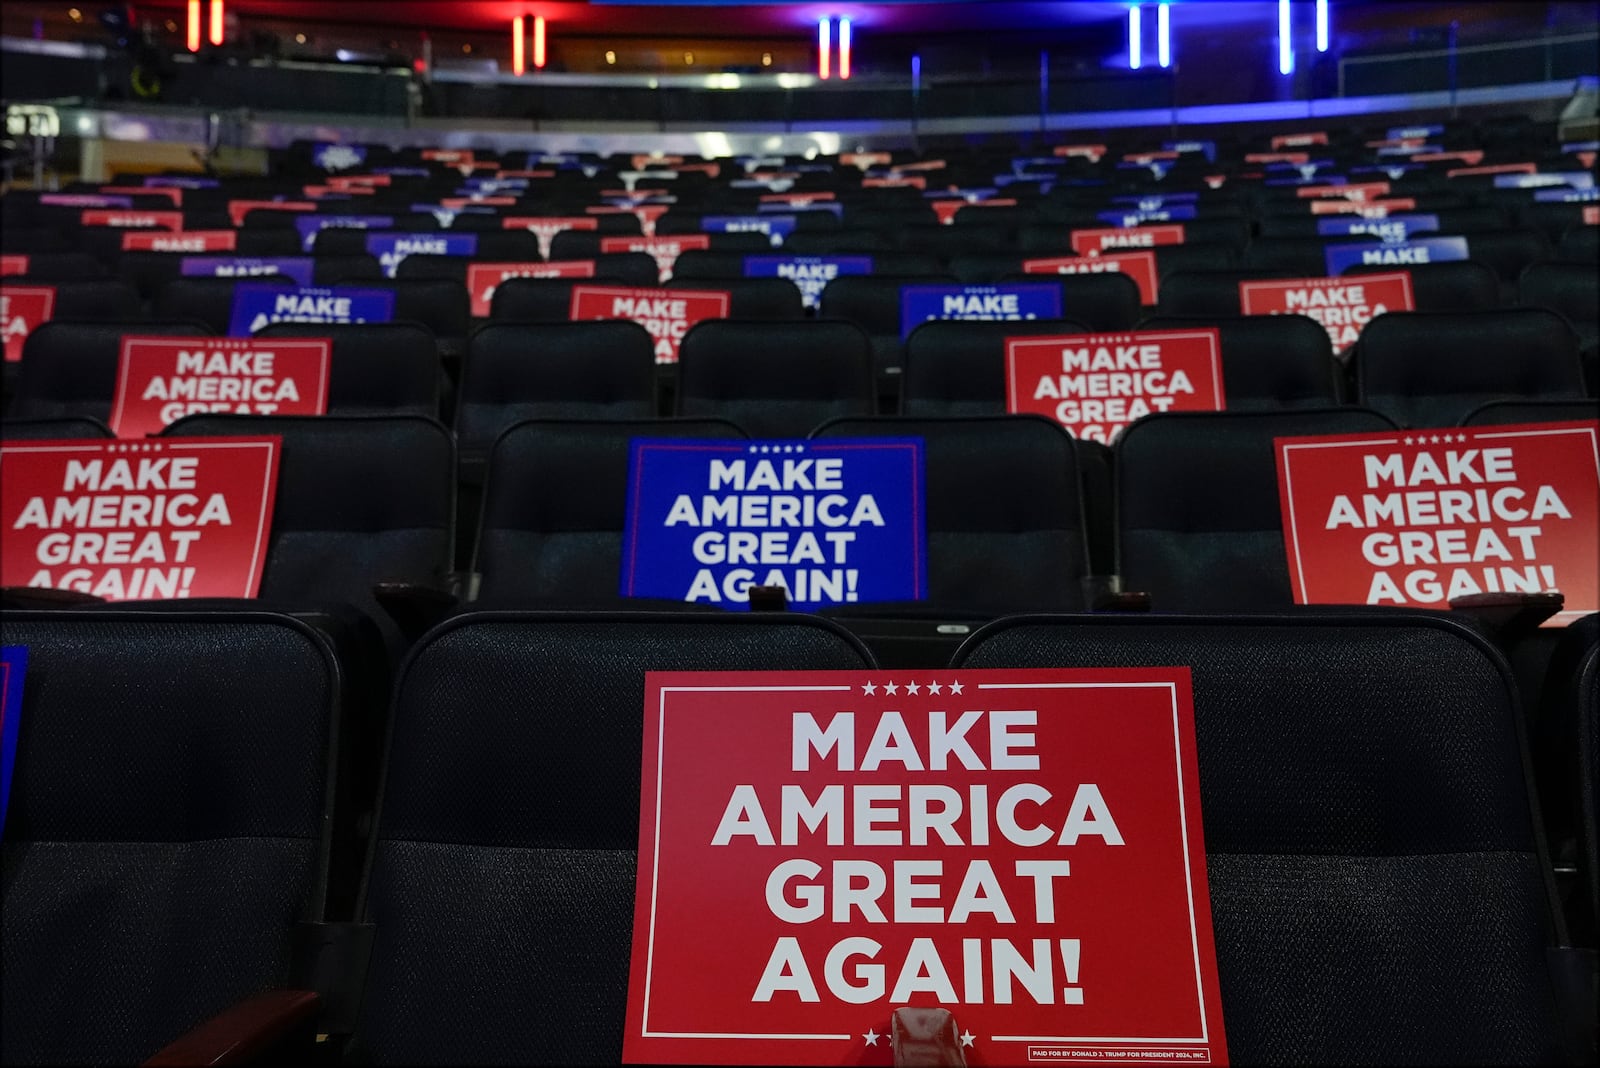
[1431,434,1441,444]
[959,1030,975,1048]
[1403,436,1414,445]
[927,681,943,695]
[884,681,899,695]
[906,681,921,695]
[863,1029,879,1047]
[862,681,877,696]
[948,680,964,695]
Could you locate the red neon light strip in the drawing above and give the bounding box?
[534,15,546,69]
[512,15,525,75]
[186,0,201,51]
[209,0,223,46]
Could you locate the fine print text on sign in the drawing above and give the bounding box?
[1,285,55,363]
[569,285,730,364]
[621,438,927,611]
[624,668,1227,1066]
[1274,420,1599,624]
[900,284,1063,341]
[1005,329,1225,443]
[227,283,395,337]
[1238,272,1414,352]
[109,336,331,438]
[0,436,282,601]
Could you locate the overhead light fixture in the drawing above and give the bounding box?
[818,17,830,80]
[1128,5,1141,70]
[1157,2,1171,68]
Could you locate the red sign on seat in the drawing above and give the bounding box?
[1022,250,1160,305]
[0,255,27,277]
[121,230,237,253]
[623,668,1227,1065]
[80,210,184,230]
[601,234,712,282]
[1274,421,1599,624]
[1006,328,1224,443]
[1238,272,1414,352]
[1,285,55,363]
[502,215,598,259]
[109,336,331,438]
[1068,225,1185,257]
[569,285,730,363]
[467,260,596,316]
[0,436,282,601]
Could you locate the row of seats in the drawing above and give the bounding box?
[2,606,1595,1064]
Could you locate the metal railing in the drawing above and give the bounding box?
[1338,31,1599,99]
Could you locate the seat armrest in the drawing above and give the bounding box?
[371,582,459,641]
[1092,590,1153,612]
[143,990,320,1066]
[1448,591,1563,641]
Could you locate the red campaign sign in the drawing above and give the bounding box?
[0,436,282,601]
[1413,150,1485,166]
[601,234,712,282]
[1308,198,1416,216]
[1005,329,1224,443]
[1239,272,1413,352]
[862,175,925,190]
[1068,225,1185,257]
[80,210,184,230]
[1270,131,1328,149]
[104,185,182,206]
[1577,151,1596,170]
[303,184,374,198]
[0,255,27,277]
[328,174,390,189]
[502,215,598,259]
[1022,250,1160,305]
[1275,421,1600,624]
[624,668,1227,1066]
[841,152,892,169]
[1,285,55,363]
[1244,152,1309,164]
[632,154,684,169]
[1295,182,1391,202]
[588,203,671,237]
[422,149,473,163]
[121,229,237,253]
[1584,205,1600,226]
[892,160,948,174]
[569,285,729,364]
[931,199,1017,225]
[1123,151,1179,164]
[1447,162,1535,178]
[760,192,838,205]
[227,200,316,226]
[441,196,517,209]
[1054,144,1106,161]
[109,336,331,439]
[466,259,596,316]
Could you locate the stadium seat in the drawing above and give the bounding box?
[666,275,804,319]
[1136,314,1343,409]
[951,611,1578,1065]
[1518,262,1598,358]
[1158,268,1300,317]
[1340,259,1503,312]
[0,608,347,1065]
[348,610,873,1064]
[1114,408,1399,612]
[1459,398,1600,426]
[675,319,874,436]
[9,319,212,423]
[0,415,113,439]
[472,418,747,605]
[1353,308,1586,428]
[256,322,443,419]
[155,276,296,335]
[900,318,1094,416]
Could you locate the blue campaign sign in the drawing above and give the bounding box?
[0,646,25,835]
[760,200,844,219]
[1265,174,1347,186]
[1387,124,1444,139]
[1324,235,1470,274]
[145,176,219,189]
[312,143,367,171]
[994,174,1055,192]
[1163,139,1216,162]
[899,282,1062,340]
[1534,188,1600,202]
[1095,205,1197,227]
[621,438,927,611]
[1352,164,1423,179]
[1316,213,1441,240]
[1377,144,1442,157]
[1494,171,1596,190]
[227,283,396,336]
[374,167,429,178]
[461,177,530,193]
[294,215,395,251]
[180,255,315,286]
[743,254,871,309]
[365,232,479,277]
[1110,192,1200,207]
[703,214,796,246]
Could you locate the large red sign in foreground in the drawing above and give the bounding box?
[1275,421,1599,624]
[624,669,1227,1065]
[0,436,282,601]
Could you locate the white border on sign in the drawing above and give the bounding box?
[640,679,1208,1046]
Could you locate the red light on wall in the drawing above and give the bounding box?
[533,15,546,69]
[512,15,525,75]
[208,0,223,47]
[818,17,830,80]
[186,0,200,51]
[839,16,851,79]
